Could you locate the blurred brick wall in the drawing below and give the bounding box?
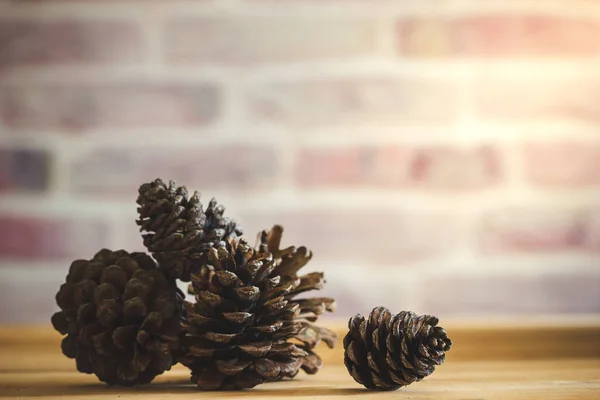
[1,0,599,323]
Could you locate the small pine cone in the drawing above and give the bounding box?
[136,178,242,282]
[343,307,452,391]
[180,237,337,390]
[51,249,184,386]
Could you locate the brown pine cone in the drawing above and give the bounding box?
[343,307,452,390]
[180,237,337,390]
[136,178,242,282]
[51,249,184,386]
[256,225,336,373]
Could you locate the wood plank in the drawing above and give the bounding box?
[2,317,599,370]
[0,361,599,399]
[0,320,599,399]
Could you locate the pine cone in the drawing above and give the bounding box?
[343,307,452,391]
[50,249,184,386]
[136,178,242,282]
[256,225,336,373]
[180,237,337,390]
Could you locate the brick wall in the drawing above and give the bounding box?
[1,0,599,324]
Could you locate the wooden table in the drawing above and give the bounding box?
[1,321,599,400]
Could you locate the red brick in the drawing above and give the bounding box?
[473,77,600,122]
[0,19,143,67]
[479,207,591,253]
[0,83,220,132]
[0,214,111,260]
[0,148,50,192]
[524,142,600,187]
[0,274,65,323]
[248,77,460,127]
[296,145,501,189]
[401,16,600,56]
[69,145,278,195]
[420,272,600,315]
[239,209,461,265]
[165,17,376,64]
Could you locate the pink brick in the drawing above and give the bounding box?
[0,148,50,193]
[164,17,376,64]
[0,215,111,261]
[295,147,375,187]
[479,207,591,253]
[0,19,143,67]
[401,16,600,56]
[240,209,462,265]
[586,210,600,251]
[409,145,502,189]
[0,83,220,132]
[0,275,65,323]
[248,77,460,127]
[296,145,502,189]
[473,77,600,122]
[524,142,600,187]
[420,273,600,315]
[69,145,278,195]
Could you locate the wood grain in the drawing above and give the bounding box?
[3,317,600,365]
[1,320,599,399]
[0,359,599,399]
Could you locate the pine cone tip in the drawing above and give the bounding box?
[135,178,242,282]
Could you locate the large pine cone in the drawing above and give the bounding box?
[255,225,336,372]
[180,237,337,390]
[256,226,335,316]
[136,178,242,282]
[343,307,452,390]
[51,249,184,385]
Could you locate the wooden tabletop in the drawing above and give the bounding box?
[1,322,599,400]
[2,358,599,399]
